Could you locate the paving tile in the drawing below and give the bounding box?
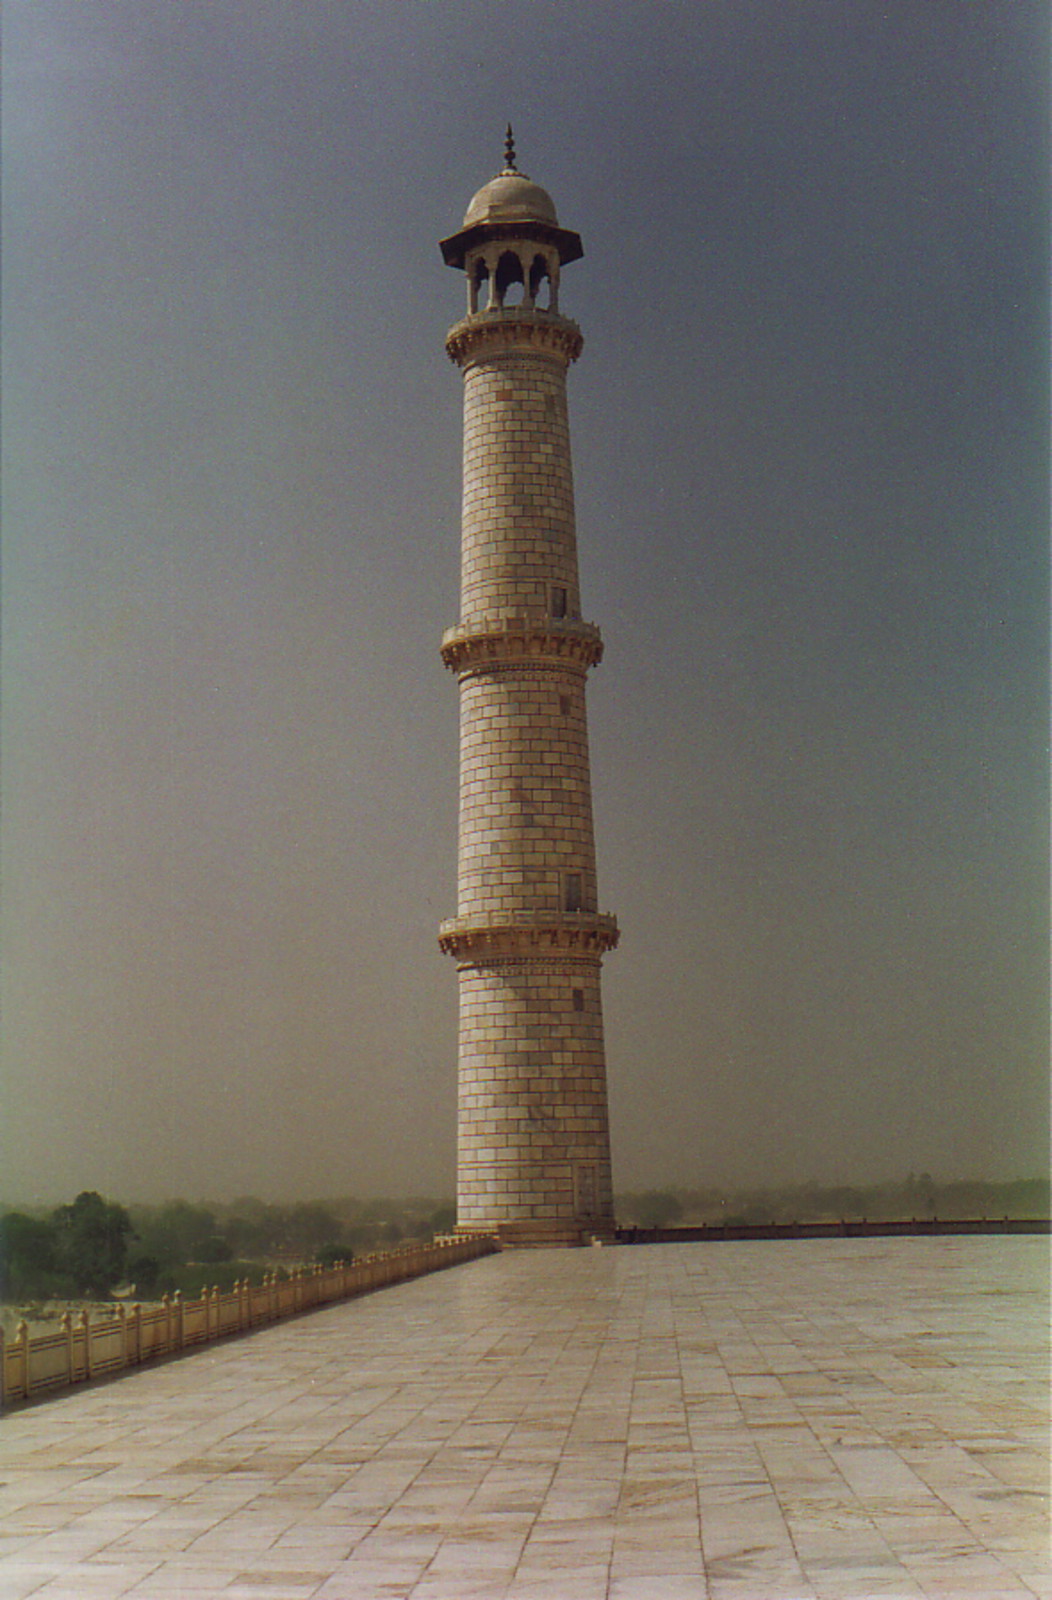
[505,1576,610,1600]
[607,1577,707,1598]
[0,1238,1047,1599]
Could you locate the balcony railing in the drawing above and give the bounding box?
[1,1233,497,1411]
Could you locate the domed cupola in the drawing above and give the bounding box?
[440,127,583,314]
[462,170,560,228]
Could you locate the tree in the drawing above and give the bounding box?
[52,1191,133,1297]
[0,1211,61,1299]
[315,1242,354,1268]
[133,1201,219,1264]
[199,1235,233,1263]
[285,1203,343,1257]
[125,1252,164,1297]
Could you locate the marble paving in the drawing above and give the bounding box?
[0,1237,1048,1599]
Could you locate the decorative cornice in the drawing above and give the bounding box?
[446,310,583,368]
[441,617,603,675]
[438,912,619,965]
[454,957,605,977]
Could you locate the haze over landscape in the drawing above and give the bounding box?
[2,2,1047,1204]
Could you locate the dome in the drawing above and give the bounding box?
[462,170,559,229]
[439,137,582,271]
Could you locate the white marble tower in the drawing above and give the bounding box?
[438,133,618,1246]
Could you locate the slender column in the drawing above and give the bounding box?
[440,190,618,1244]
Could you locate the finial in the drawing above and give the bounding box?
[504,123,517,172]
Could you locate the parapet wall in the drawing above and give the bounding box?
[1,1234,498,1411]
[617,1218,1051,1244]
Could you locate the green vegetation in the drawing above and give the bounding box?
[1,1194,457,1305]
[2,1191,135,1300]
[616,1175,1051,1228]
[3,1180,1044,1309]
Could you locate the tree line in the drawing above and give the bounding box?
[3,1178,1045,1304]
[1,1193,457,1304]
[615,1175,1051,1229]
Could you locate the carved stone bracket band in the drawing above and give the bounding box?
[446,310,583,368]
[441,618,603,674]
[438,912,620,965]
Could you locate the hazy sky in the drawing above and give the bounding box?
[2,1,1047,1204]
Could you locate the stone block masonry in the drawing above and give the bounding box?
[3,1240,1045,1596]
[460,351,580,621]
[457,669,599,917]
[455,961,613,1229]
[439,145,618,1245]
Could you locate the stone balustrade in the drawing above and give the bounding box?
[0,1233,497,1411]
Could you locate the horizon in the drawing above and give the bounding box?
[3,3,1047,1205]
[3,1171,1048,1215]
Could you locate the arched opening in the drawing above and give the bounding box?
[470,257,490,315]
[529,253,552,310]
[495,250,525,308]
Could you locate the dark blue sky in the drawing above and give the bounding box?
[2,1,1047,1201]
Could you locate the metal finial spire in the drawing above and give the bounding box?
[504,123,517,172]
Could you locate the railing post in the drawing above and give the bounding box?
[61,1311,74,1388]
[117,1304,127,1375]
[17,1320,30,1400]
[130,1304,141,1365]
[211,1286,220,1340]
[162,1293,172,1354]
[81,1309,92,1382]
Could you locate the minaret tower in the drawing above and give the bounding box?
[438,132,618,1246]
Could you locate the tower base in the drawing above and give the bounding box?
[453,1219,617,1249]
